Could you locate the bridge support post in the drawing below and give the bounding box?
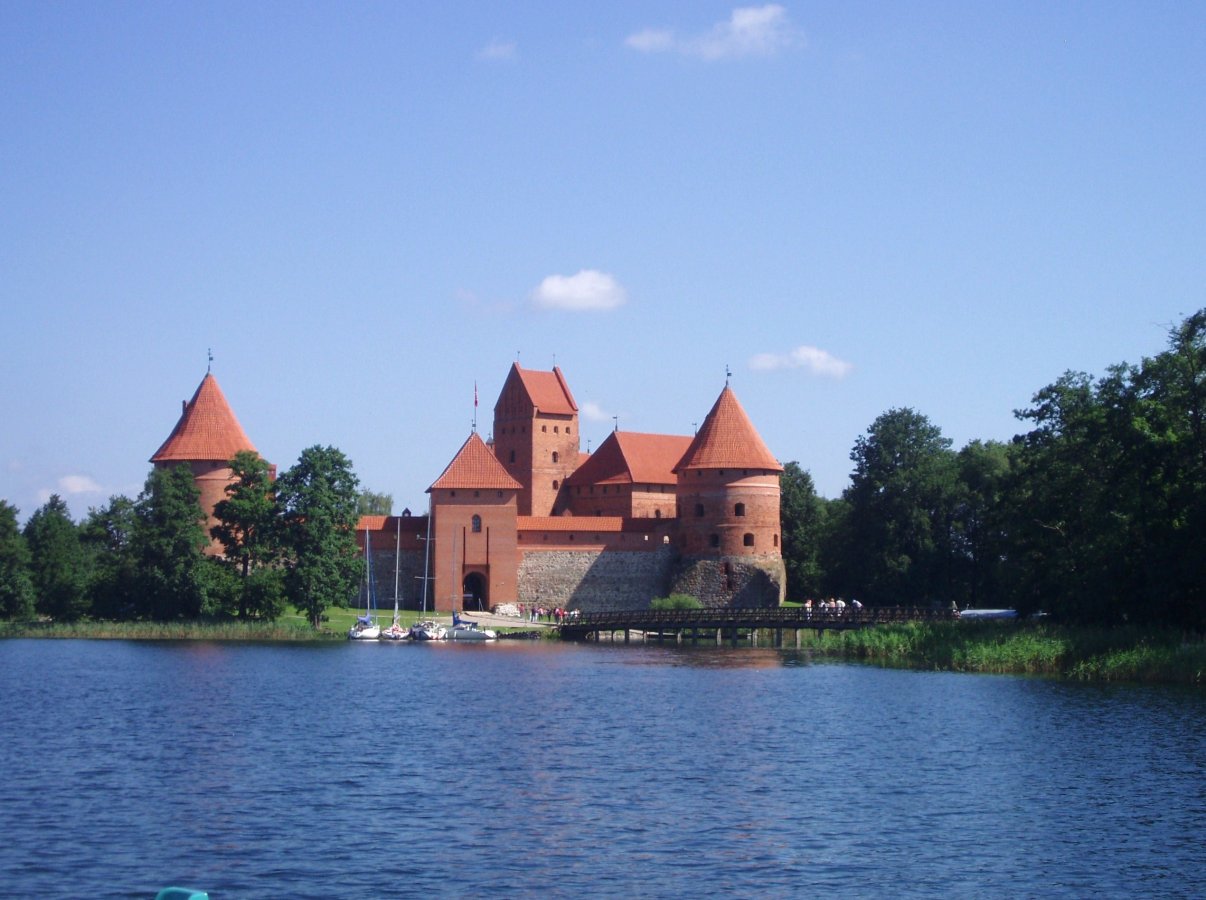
[715,628,722,646]
[795,629,801,649]
[623,629,629,644]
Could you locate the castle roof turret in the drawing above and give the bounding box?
[674,385,782,473]
[150,373,258,463]
[429,432,523,492]
[497,363,577,416]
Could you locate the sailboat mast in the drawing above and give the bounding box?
[392,518,401,616]
[421,500,432,615]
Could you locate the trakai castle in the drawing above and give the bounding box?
[152,364,786,613]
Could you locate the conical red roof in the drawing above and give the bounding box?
[428,432,523,491]
[151,373,258,463]
[674,385,782,473]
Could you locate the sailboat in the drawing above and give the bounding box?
[348,526,381,640]
[447,611,496,642]
[409,504,447,641]
[379,521,408,641]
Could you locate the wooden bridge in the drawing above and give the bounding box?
[558,606,959,646]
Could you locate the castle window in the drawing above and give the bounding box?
[734,503,746,517]
[552,480,559,490]
[743,533,755,547]
[552,451,559,463]
[709,534,720,548]
[694,503,704,517]
[450,491,457,497]
[497,491,503,498]
[554,426,559,433]
[474,491,480,498]
[509,450,516,463]
[774,534,779,547]
[567,427,571,435]
[472,515,482,533]
[542,425,547,433]
[654,509,662,519]
[602,486,608,494]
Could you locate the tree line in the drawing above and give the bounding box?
[780,309,1206,630]
[2,311,1203,631]
[0,445,364,629]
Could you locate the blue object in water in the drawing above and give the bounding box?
[155,889,209,900]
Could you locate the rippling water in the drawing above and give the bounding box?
[1,639,1203,898]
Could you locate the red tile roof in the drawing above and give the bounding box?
[150,373,258,463]
[566,431,692,487]
[674,385,782,473]
[428,432,523,491]
[514,364,577,416]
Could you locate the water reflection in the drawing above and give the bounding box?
[0,639,1202,898]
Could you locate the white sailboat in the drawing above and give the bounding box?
[408,504,447,641]
[348,527,381,640]
[379,521,407,641]
[447,612,496,642]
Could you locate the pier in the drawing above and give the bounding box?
[558,606,959,646]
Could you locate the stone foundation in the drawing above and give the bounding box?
[517,546,677,612]
[669,555,785,608]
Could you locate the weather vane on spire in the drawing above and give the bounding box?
[725,364,731,385]
[207,348,213,373]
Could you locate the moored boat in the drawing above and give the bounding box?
[447,613,496,642]
[409,620,447,641]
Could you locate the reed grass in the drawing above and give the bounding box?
[796,621,1204,684]
[0,618,341,642]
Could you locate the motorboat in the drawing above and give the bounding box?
[409,620,447,641]
[447,613,496,642]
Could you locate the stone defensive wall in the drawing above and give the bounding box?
[670,555,786,608]
[518,545,678,612]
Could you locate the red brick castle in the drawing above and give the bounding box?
[154,363,786,612]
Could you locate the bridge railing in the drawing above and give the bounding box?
[560,606,958,632]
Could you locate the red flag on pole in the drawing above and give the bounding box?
[474,381,478,407]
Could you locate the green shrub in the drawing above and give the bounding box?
[650,594,702,610]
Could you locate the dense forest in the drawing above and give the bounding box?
[781,309,1206,630]
[1,311,1203,631]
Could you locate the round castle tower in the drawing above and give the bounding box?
[671,384,785,606]
[150,372,266,555]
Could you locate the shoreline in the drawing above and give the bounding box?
[2,618,1202,686]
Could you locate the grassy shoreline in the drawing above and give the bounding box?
[3,615,1202,685]
[795,621,1205,685]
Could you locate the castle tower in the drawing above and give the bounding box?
[491,363,580,516]
[150,372,265,555]
[428,432,522,612]
[671,384,785,606]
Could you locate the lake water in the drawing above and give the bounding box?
[0,639,1203,898]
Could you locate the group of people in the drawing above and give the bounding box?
[512,603,580,624]
[802,597,863,615]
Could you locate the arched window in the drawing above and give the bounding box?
[743,533,755,547]
[709,534,720,548]
[654,509,662,519]
[695,503,705,517]
[471,515,482,533]
[552,480,559,490]
[552,451,560,463]
[509,450,516,463]
[734,502,746,517]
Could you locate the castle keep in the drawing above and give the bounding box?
[155,364,786,612]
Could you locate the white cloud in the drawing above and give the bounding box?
[478,39,517,62]
[59,474,104,495]
[749,345,853,378]
[580,400,613,423]
[531,270,628,312]
[626,5,800,60]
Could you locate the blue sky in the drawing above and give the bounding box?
[2,2,1203,522]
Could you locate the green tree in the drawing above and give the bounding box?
[779,462,827,599]
[24,495,90,621]
[0,500,35,619]
[950,440,1012,609]
[131,465,209,619]
[357,489,393,516]
[842,408,957,605]
[80,495,139,619]
[211,450,284,619]
[276,445,362,628]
